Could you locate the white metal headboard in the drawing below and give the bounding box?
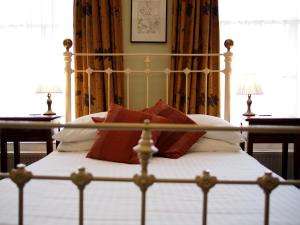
[63,39,233,122]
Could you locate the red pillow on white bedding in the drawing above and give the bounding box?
[143,99,206,158]
[86,104,169,164]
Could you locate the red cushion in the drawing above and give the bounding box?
[144,99,206,158]
[87,104,169,164]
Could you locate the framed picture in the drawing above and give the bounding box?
[131,0,167,43]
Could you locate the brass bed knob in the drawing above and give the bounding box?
[63,39,73,51]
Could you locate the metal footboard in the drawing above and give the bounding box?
[1,122,300,225]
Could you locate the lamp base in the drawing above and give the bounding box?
[243,94,255,117]
[43,93,56,115]
[43,110,56,115]
[243,112,255,117]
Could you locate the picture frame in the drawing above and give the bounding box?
[131,0,167,43]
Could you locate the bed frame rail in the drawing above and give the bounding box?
[63,39,233,122]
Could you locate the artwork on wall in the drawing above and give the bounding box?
[131,0,167,43]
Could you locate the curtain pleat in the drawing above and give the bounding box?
[170,0,220,116]
[74,0,124,118]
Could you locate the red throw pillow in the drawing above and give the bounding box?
[144,99,206,158]
[87,104,169,164]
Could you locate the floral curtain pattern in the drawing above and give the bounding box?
[74,0,124,117]
[170,0,220,116]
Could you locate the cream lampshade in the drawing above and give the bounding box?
[36,82,62,115]
[237,76,263,117]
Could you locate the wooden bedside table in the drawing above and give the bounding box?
[245,116,300,179]
[0,115,61,172]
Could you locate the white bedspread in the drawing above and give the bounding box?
[0,150,299,225]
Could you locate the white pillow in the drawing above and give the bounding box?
[56,137,241,153]
[189,137,242,152]
[53,112,243,145]
[56,139,95,152]
[52,111,107,142]
[188,114,244,144]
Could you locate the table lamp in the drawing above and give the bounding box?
[237,76,263,116]
[36,82,62,115]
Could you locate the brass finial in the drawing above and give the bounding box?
[257,172,279,194]
[224,39,234,52]
[63,39,73,52]
[9,164,32,189]
[195,170,217,193]
[133,119,158,164]
[70,167,93,190]
[133,174,156,192]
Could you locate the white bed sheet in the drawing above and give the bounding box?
[0,150,299,225]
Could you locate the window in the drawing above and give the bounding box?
[219,0,300,125]
[0,0,72,117]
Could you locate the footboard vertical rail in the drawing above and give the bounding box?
[195,171,217,225]
[9,164,32,225]
[257,172,280,225]
[71,167,93,225]
[133,120,157,225]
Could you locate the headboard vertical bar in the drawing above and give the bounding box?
[87,68,92,115]
[204,69,209,115]
[184,69,190,114]
[144,56,151,108]
[85,67,94,114]
[63,39,73,122]
[106,68,112,110]
[224,39,234,122]
[165,70,170,105]
[126,69,130,109]
[146,73,150,108]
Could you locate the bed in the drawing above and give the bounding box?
[1,107,300,225]
[0,39,300,225]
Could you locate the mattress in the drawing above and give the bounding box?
[0,150,299,225]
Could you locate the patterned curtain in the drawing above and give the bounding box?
[170,0,220,116]
[74,0,124,117]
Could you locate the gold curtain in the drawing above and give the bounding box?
[73,0,124,117]
[170,0,220,116]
